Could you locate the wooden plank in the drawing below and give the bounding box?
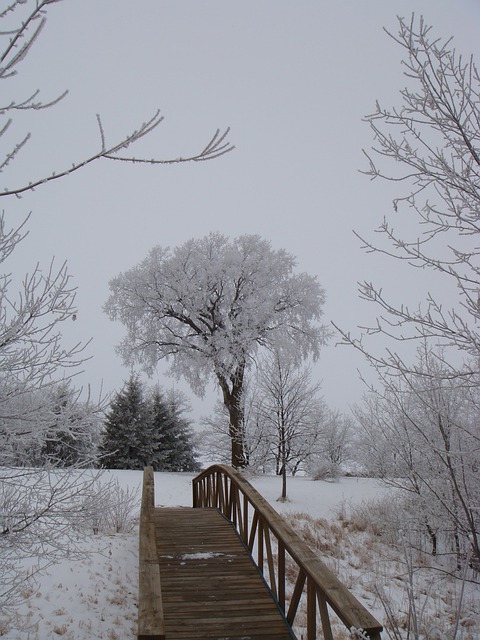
[138,562,165,640]
[153,507,295,640]
[318,591,334,640]
[138,467,165,640]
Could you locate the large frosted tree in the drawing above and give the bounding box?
[105,233,328,468]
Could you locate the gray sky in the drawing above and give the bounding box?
[4,0,480,417]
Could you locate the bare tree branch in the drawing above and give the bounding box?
[0,1,234,199]
[339,15,480,384]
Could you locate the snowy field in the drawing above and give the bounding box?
[0,470,478,639]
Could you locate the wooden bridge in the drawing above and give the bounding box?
[138,465,383,640]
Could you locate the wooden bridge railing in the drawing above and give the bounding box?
[138,466,165,640]
[193,464,383,640]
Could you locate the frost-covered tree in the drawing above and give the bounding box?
[355,344,480,571]
[335,15,480,384]
[331,13,480,577]
[0,217,85,398]
[0,381,101,467]
[0,216,108,604]
[199,404,232,465]
[105,233,328,468]
[319,411,353,468]
[200,377,269,470]
[254,352,326,498]
[38,382,100,466]
[306,410,354,480]
[199,384,271,471]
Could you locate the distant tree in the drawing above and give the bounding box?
[304,410,354,481]
[319,411,353,468]
[149,387,199,472]
[199,403,234,466]
[99,375,153,469]
[199,373,268,469]
[254,352,326,499]
[105,233,328,468]
[100,378,199,471]
[355,343,480,571]
[39,382,101,467]
[200,390,276,473]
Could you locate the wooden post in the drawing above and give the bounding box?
[307,576,317,640]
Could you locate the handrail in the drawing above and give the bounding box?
[193,464,383,640]
[138,466,166,640]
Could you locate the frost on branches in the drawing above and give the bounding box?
[337,14,480,577]
[0,1,233,198]
[105,233,329,468]
[336,15,480,382]
[0,216,106,605]
[0,0,232,606]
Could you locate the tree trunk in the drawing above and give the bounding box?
[280,423,287,500]
[217,362,248,469]
[425,521,437,557]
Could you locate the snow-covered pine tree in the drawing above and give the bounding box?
[150,387,200,472]
[99,375,153,469]
[100,379,199,471]
[148,387,172,470]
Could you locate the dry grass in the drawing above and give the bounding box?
[52,624,68,635]
[281,500,480,640]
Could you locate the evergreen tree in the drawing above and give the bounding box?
[99,375,153,469]
[100,378,199,471]
[148,388,172,470]
[149,387,200,472]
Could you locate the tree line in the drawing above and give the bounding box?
[1,375,199,472]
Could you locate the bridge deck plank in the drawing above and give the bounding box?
[152,507,295,640]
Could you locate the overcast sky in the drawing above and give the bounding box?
[3,0,480,418]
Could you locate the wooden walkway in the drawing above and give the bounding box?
[151,506,295,639]
[138,466,383,640]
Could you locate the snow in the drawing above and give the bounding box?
[0,534,138,639]
[0,470,477,639]
[246,473,389,519]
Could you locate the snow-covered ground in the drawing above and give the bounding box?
[0,470,478,639]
